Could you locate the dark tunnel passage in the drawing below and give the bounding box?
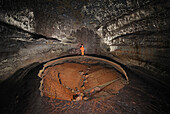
[0,0,170,114]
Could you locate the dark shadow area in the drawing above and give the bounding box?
[129,66,170,89]
[123,67,170,113]
[0,62,43,113]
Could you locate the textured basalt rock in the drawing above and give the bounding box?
[0,0,170,86]
[0,0,170,114]
[98,0,170,85]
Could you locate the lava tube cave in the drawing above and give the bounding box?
[0,0,170,114]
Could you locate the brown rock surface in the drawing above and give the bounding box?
[41,62,126,101]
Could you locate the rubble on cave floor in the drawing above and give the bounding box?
[39,61,128,101]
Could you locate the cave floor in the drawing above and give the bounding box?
[0,60,169,114]
[40,62,126,101]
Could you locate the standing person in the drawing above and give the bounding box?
[80,44,85,56]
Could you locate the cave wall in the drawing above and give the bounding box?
[97,0,170,84]
[0,0,169,84]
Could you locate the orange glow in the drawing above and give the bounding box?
[80,45,84,55]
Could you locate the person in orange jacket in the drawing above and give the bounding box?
[80,44,85,56]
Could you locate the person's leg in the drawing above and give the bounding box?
[82,51,84,55]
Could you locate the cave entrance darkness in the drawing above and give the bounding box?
[38,55,128,101]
